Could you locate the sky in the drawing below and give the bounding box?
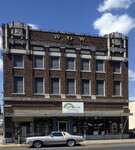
[0,0,135,106]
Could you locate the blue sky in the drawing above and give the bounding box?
[0,0,135,105]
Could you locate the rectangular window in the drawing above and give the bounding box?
[113,81,121,96]
[96,80,104,96]
[13,54,23,68]
[14,77,24,93]
[113,62,121,73]
[96,60,104,72]
[66,58,75,70]
[66,79,75,95]
[51,78,60,94]
[50,56,60,69]
[81,59,90,71]
[34,77,44,94]
[81,79,90,95]
[33,55,44,68]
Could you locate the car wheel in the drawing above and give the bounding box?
[67,139,75,147]
[33,141,43,148]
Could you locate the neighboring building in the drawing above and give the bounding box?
[129,101,135,130]
[2,21,131,142]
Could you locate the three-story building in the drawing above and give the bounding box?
[2,21,130,143]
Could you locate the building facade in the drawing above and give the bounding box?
[2,21,130,143]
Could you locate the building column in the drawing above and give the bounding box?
[68,117,73,134]
[53,117,57,131]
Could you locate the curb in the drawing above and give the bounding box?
[0,140,135,148]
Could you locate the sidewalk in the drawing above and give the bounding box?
[0,139,135,148]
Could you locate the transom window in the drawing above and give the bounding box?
[81,59,90,71]
[66,79,75,95]
[50,56,60,69]
[50,78,60,94]
[34,77,44,94]
[13,54,23,68]
[113,81,121,96]
[113,62,121,73]
[96,80,104,96]
[81,79,90,95]
[66,58,75,70]
[14,76,24,93]
[96,60,104,72]
[33,55,44,69]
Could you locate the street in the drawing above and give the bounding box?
[0,143,135,150]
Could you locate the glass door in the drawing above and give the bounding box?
[58,121,67,132]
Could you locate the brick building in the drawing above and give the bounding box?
[2,21,130,142]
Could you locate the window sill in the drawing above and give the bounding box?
[33,68,45,70]
[112,95,123,97]
[96,71,105,73]
[81,70,91,72]
[34,94,44,95]
[50,69,61,71]
[12,93,25,95]
[66,69,77,71]
[13,67,24,69]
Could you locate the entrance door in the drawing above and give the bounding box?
[58,121,67,132]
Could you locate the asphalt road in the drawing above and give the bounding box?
[0,143,135,150]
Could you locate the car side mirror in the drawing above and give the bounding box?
[50,134,53,138]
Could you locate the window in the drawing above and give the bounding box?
[50,56,60,69]
[66,58,75,70]
[96,80,104,96]
[113,81,121,96]
[81,59,90,71]
[51,78,60,94]
[14,77,24,93]
[33,55,44,68]
[34,77,44,94]
[66,79,75,95]
[96,60,104,72]
[81,79,90,95]
[113,62,121,73]
[13,54,23,68]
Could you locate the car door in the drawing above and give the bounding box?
[46,132,65,145]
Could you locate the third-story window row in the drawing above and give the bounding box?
[13,54,24,68]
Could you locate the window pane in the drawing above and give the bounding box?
[34,56,44,68]
[66,58,75,70]
[96,80,104,96]
[13,54,23,67]
[113,62,120,73]
[51,78,59,94]
[14,77,23,93]
[34,78,43,94]
[50,57,59,69]
[66,79,75,94]
[81,59,90,71]
[96,60,104,72]
[113,81,120,96]
[82,80,89,95]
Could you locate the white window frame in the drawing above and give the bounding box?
[66,78,76,95]
[96,59,105,73]
[66,57,76,71]
[34,77,44,95]
[13,76,24,94]
[50,56,60,70]
[33,55,44,69]
[81,58,91,72]
[113,81,122,97]
[81,79,91,96]
[50,78,60,95]
[13,54,24,68]
[96,80,105,96]
[113,61,121,74]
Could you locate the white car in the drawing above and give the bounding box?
[25,131,84,148]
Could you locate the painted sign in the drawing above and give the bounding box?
[62,102,84,113]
